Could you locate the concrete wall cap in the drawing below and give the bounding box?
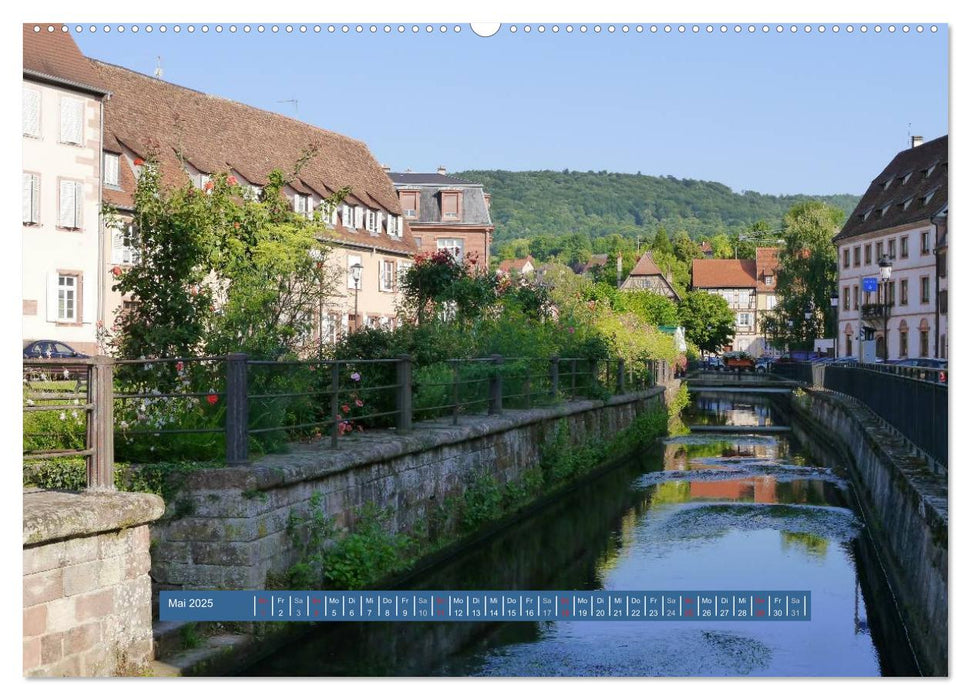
[23,490,165,546]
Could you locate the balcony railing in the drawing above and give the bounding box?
[860,302,893,320]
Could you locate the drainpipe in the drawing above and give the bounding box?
[97,95,107,348]
[930,216,943,358]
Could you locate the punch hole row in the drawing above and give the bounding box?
[32,24,940,36]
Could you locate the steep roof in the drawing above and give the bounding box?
[498,255,534,273]
[691,259,758,289]
[755,247,780,292]
[835,135,948,242]
[23,24,107,95]
[93,60,416,255]
[390,172,478,186]
[628,252,664,277]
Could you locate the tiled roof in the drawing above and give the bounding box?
[93,60,417,255]
[573,254,609,274]
[498,255,534,273]
[23,24,107,95]
[691,259,758,289]
[754,247,780,292]
[835,135,948,242]
[390,172,479,186]
[628,252,664,277]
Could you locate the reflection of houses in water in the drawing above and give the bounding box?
[690,393,775,427]
[690,476,778,502]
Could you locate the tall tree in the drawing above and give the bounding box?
[651,226,674,256]
[678,291,736,354]
[766,201,845,350]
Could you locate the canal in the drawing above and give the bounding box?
[240,390,919,677]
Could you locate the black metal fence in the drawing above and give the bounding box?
[772,361,947,469]
[24,353,672,487]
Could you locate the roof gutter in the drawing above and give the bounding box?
[23,69,109,98]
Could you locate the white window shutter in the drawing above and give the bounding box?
[23,88,40,137]
[22,174,34,223]
[59,181,76,227]
[355,206,363,229]
[111,226,125,264]
[104,153,119,186]
[73,182,83,228]
[82,277,95,324]
[376,211,384,234]
[60,97,82,144]
[46,273,59,322]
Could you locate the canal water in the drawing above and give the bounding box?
[241,390,917,677]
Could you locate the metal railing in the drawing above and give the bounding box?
[24,353,673,481]
[772,361,947,469]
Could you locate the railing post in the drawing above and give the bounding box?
[86,356,115,491]
[396,355,412,434]
[570,358,577,400]
[550,357,560,401]
[451,360,460,425]
[330,361,340,448]
[489,354,503,414]
[616,358,626,394]
[225,352,249,466]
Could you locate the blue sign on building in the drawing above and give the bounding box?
[862,277,879,293]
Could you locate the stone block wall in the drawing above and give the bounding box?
[150,388,669,591]
[23,490,165,677]
[790,389,948,676]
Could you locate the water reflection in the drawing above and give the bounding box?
[241,394,912,677]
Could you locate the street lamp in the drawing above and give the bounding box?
[350,263,363,331]
[309,248,325,355]
[804,303,815,354]
[878,256,893,361]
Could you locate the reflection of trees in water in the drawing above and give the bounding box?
[686,393,776,427]
[781,531,829,558]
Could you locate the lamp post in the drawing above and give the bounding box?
[830,292,839,358]
[878,256,893,361]
[804,303,815,355]
[309,249,325,356]
[350,262,363,332]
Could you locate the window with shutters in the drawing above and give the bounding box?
[111,223,140,265]
[900,279,908,306]
[23,87,41,138]
[57,274,78,322]
[441,191,461,220]
[901,235,909,259]
[104,153,120,188]
[58,180,83,229]
[379,260,395,292]
[864,243,872,265]
[920,276,930,304]
[320,201,338,227]
[342,204,355,229]
[294,193,311,218]
[22,173,40,225]
[59,96,84,146]
[921,230,930,255]
[355,206,365,229]
[388,215,401,237]
[888,239,896,260]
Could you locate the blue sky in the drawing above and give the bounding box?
[72,23,945,196]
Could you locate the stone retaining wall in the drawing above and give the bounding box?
[789,389,948,676]
[150,387,669,592]
[23,489,165,677]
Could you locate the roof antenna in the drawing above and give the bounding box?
[907,122,912,148]
[154,56,163,80]
[277,98,299,117]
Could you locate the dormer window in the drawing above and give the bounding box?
[900,197,914,211]
[882,178,894,190]
[366,209,382,235]
[764,275,774,286]
[899,171,913,185]
[441,190,461,220]
[861,206,874,221]
[342,204,356,229]
[400,190,419,219]
[103,153,120,188]
[388,215,401,238]
[320,201,338,227]
[294,193,311,218]
[923,187,940,205]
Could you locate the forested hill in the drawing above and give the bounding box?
[453,169,859,246]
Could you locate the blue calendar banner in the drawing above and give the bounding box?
[862,277,879,292]
[160,590,811,622]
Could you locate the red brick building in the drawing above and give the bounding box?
[389,169,494,270]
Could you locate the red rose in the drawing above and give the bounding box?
[204,181,214,191]
[227,176,238,186]
[111,265,122,277]
[207,393,218,405]
[233,222,241,229]
[133,158,145,166]
[175,361,184,372]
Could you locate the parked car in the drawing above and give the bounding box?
[704,356,725,372]
[23,340,89,381]
[754,357,774,373]
[893,358,948,383]
[723,351,756,372]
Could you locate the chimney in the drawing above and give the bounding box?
[437,165,447,176]
[616,254,622,289]
[912,135,924,148]
[381,164,391,173]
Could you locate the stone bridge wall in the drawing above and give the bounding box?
[23,490,165,677]
[150,387,670,592]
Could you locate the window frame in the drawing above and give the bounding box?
[23,86,41,139]
[379,259,396,292]
[920,276,930,304]
[864,243,872,265]
[103,152,121,188]
[57,273,79,323]
[58,95,84,146]
[900,278,909,306]
[900,235,909,259]
[57,178,84,230]
[23,171,40,225]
